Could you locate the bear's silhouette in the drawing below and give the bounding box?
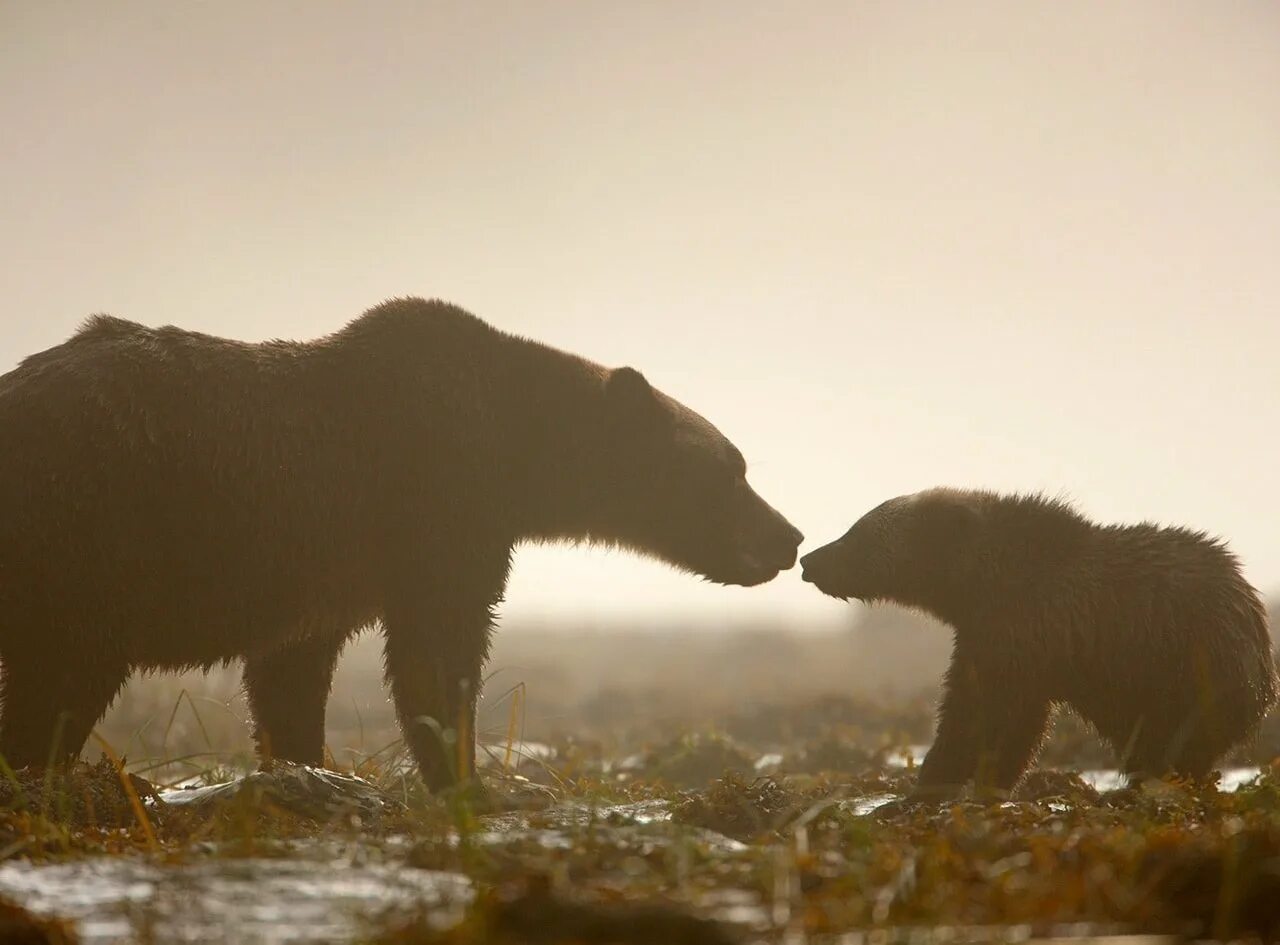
[0,298,802,788]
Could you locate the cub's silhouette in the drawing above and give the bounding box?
[0,298,802,787]
[801,488,1276,793]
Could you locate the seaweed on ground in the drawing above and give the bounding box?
[2,678,1280,943]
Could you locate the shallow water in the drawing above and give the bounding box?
[844,793,903,816]
[158,763,397,821]
[1078,766,1261,793]
[0,761,1265,943]
[474,797,749,855]
[0,853,471,944]
[843,766,1264,816]
[0,795,745,944]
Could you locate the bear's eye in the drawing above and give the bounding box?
[696,459,740,493]
[720,455,747,484]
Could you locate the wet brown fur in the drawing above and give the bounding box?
[801,488,1278,791]
[0,298,801,787]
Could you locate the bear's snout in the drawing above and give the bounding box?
[724,509,803,586]
[773,522,804,569]
[767,515,804,570]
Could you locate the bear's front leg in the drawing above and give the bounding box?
[383,623,488,792]
[381,549,508,793]
[917,650,1052,798]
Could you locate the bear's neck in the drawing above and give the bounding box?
[490,337,614,542]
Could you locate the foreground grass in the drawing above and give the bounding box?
[3,705,1278,943]
[370,766,1280,943]
[2,626,1279,943]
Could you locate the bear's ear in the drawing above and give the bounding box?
[605,366,657,416]
[606,366,651,397]
[605,367,672,436]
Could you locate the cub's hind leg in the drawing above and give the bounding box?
[1120,702,1250,784]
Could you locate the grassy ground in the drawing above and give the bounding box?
[2,623,1279,943]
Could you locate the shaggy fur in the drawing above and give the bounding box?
[0,298,802,787]
[801,488,1277,791]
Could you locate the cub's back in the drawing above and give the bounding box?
[1082,523,1273,692]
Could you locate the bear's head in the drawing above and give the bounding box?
[799,488,982,618]
[591,367,803,587]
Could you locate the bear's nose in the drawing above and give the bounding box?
[774,524,803,569]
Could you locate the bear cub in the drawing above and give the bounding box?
[801,488,1277,795]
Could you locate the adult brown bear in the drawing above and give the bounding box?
[0,298,802,789]
[801,488,1277,795]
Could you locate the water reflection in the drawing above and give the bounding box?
[0,855,471,945]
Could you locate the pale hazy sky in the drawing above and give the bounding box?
[3,2,1278,627]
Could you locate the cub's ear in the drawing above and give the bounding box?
[929,498,982,540]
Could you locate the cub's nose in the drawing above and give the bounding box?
[799,546,831,583]
[800,551,817,582]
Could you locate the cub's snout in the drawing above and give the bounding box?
[799,541,845,595]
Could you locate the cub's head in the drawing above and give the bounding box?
[593,367,803,587]
[800,488,982,615]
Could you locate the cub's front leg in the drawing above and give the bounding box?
[916,649,1052,798]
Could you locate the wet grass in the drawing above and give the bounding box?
[0,628,1278,943]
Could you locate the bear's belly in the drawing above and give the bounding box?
[8,537,383,668]
[118,578,379,664]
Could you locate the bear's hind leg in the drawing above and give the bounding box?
[0,651,130,769]
[244,632,347,767]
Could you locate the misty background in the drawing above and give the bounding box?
[3,2,1278,649]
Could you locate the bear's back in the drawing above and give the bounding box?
[0,316,313,468]
[4,315,284,404]
[0,308,455,628]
